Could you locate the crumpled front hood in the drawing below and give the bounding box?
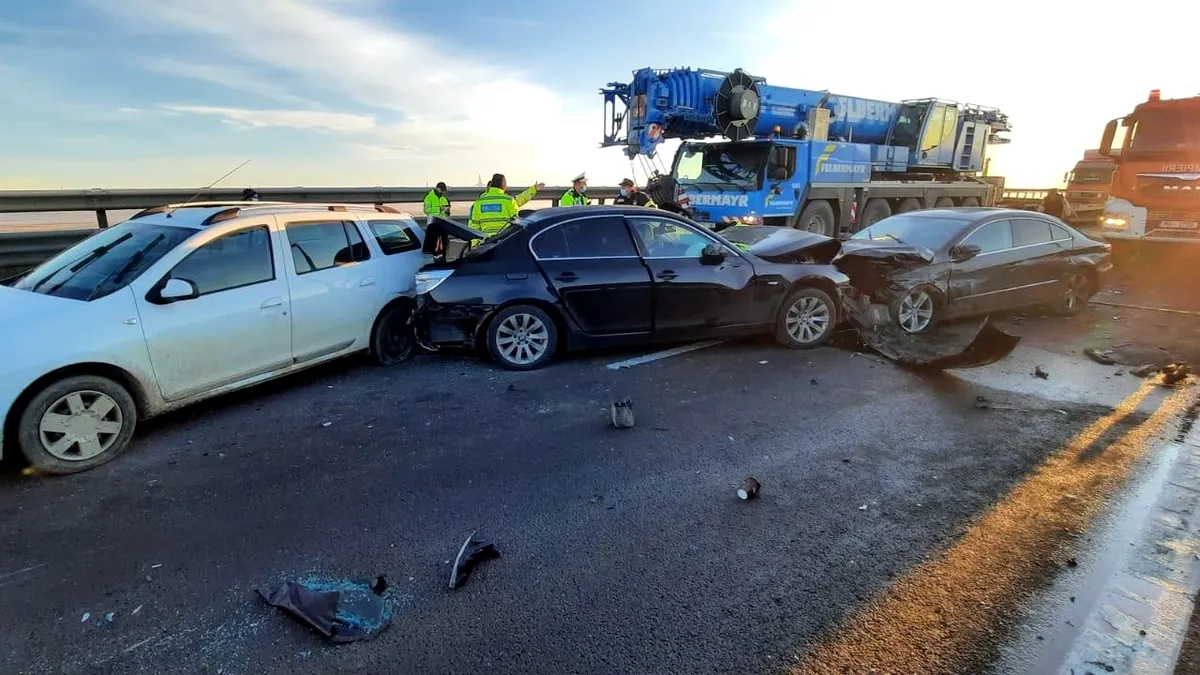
[719,226,842,263]
[834,239,935,266]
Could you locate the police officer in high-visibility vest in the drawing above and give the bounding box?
[468,173,544,239]
[423,182,450,222]
[559,173,590,207]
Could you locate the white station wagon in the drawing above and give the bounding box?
[0,202,428,474]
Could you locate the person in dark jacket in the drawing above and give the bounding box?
[1041,188,1070,219]
[612,178,654,207]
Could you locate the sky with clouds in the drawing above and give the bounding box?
[0,0,1195,190]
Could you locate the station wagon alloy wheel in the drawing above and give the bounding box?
[495,313,550,366]
[897,291,935,334]
[38,390,124,461]
[786,295,831,345]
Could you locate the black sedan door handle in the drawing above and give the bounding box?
[554,272,578,282]
[657,270,678,280]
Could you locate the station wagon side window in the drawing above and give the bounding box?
[285,220,371,274]
[960,220,1013,254]
[531,216,639,259]
[365,219,421,255]
[627,217,718,258]
[167,226,275,296]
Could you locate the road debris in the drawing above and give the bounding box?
[105,612,115,622]
[1162,363,1191,386]
[1033,365,1049,379]
[850,352,888,365]
[132,605,142,615]
[449,532,500,590]
[737,477,761,501]
[1083,347,1117,365]
[1066,557,1079,568]
[858,504,868,511]
[80,612,90,623]
[320,422,332,428]
[610,398,635,428]
[258,576,392,643]
[1131,364,1159,378]
[846,314,1021,370]
[974,399,1026,412]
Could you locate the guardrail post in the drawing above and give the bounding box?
[96,210,109,229]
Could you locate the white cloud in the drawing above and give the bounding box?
[138,58,317,107]
[161,105,377,133]
[88,0,569,152]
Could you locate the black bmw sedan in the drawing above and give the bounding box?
[839,208,1113,334]
[413,206,852,370]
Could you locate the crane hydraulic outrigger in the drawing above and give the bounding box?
[601,67,1012,235]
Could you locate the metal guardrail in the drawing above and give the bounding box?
[0,185,621,276]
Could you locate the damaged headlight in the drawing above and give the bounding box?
[415,269,454,295]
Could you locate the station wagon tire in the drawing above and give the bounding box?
[371,303,416,366]
[897,198,922,214]
[775,287,836,349]
[16,375,137,475]
[860,199,892,228]
[487,305,558,371]
[892,285,940,334]
[793,201,836,236]
[1057,269,1093,316]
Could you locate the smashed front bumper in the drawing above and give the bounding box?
[414,295,492,351]
[840,290,1020,370]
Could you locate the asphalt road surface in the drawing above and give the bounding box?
[0,334,1193,675]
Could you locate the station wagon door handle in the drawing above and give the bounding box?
[359,277,377,287]
[656,270,678,280]
[261,297,284,309]
[554,272,578,282]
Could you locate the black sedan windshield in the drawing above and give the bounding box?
[13,221,194,300]
[852,214,972,251]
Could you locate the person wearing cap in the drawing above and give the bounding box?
[559,173,590,207]
[423,182,451,221]
[469,173,544,239]
[241,188,260,202]
[613,178,654,207]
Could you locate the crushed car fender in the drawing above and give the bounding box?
[846,312,1021,370]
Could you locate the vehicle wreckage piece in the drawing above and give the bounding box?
[843,300,1020,369]
[258,577,392,643]
[449,532,500,589]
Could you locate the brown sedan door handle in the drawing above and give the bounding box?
[554,272,578,282]
[656,270,678,280]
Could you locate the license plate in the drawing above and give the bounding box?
[1160,220,1199,229]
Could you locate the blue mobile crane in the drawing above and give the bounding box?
[601,67,1011,235]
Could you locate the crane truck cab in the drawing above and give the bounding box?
[1098,90,1200,243]
[601,68,1011,238]
[1063,149,1115,228]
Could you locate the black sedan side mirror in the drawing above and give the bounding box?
[950,244,982,262]
[700,244,726,265]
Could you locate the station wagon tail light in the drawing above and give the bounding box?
[415,269,454,295]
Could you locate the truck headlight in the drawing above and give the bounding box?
[415,269,454,295]
[1101,212,1130,229]
[738,213,761,225]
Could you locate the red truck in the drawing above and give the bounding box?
[1098,89,1200,242]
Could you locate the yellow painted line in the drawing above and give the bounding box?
[791,382,1192,675]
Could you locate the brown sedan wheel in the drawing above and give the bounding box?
[1058,269,1093,316]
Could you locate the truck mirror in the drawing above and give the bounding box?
[1099,119,1118,157]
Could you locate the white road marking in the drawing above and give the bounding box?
[605,340,728,370]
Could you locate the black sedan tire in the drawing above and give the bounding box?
[17,375,138,475]
[1057,269,1093,316]
[487,304,558,371]
[774,287,836,349]
[892,285,940,334]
